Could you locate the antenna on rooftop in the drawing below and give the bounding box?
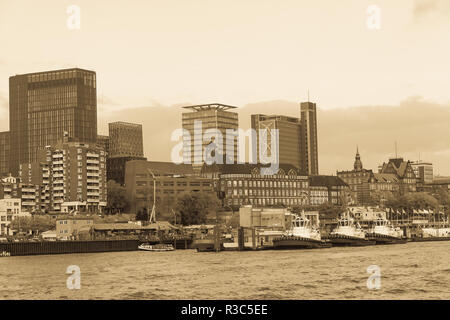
[395,141,398,158]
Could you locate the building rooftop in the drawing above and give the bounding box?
[11,67,95,77]
[126,160,196,176]
[201,163,302,176]
[309,175,349,187]
[372,173,399,183]
[109,121,142,127]
[182,103,238,111]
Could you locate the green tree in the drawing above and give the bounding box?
[175,193,221,226]
[107,180,129,214]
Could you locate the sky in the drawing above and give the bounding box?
[1,0,450,175]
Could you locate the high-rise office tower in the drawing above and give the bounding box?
[108,122,144,158]
[300,101,319,175]
[182,104,239,171]
[411,160,433,184]
[0,132,9,176]
[9,68,97,175]
[251,114,302,170]
[96,134,110,156]
[106,122,145,185]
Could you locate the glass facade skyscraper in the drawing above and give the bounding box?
[0,131,9,176]
[300,102,319,175]
[9,68,97,175]
[108,122,144,158]
[251,114,302,170]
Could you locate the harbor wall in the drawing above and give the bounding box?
[0,240,139,256]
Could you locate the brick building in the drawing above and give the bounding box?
[124,160,215,214]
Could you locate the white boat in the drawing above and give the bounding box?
[328,211,375,246]
[138,243,175,252]
[367,218,405,244]
[287,212,321,240]
[273,212,331,249]
[421,227,450,238]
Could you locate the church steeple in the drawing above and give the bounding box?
[354,146,363,171]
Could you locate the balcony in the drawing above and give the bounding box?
[87,172,100,177]
[87,152,99,158]
[87,159,99,164]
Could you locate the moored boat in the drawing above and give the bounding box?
[411,226,450,242]
[327,211,375,246]
[192,239,223,252]
[367,217,406,244]
[273,212,331,249]
[138,243,175,251]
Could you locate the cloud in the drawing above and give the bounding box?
[100,96,450,176]
[412,0,450,22]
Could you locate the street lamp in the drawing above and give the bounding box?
[147,169,157,224]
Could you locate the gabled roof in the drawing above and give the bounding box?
[372,173,399,183]
[309,175,349,187]
[380,158,413,178]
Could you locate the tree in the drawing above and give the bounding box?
[10,215,55,234]
[175,193,221,226]
[435,188,450,207]
[135,207,149,222]
[106,180,129,214]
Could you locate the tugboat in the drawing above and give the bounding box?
[272,212,331,249]
[328,211,375,246]
[367,217,406,244]
[138,243,175,251]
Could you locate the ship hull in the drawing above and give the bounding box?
[327,234,375,246]
[193,239,222,252]
[411,236,450,242]
[272,237,332,249]
[367,233,407,244]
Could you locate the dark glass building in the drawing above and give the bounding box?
[108,122,144,158]
[0,131,9,176]
[251,114,302,170]
[300,101,319,175]
[9,68,97,175]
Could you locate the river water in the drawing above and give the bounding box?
[0,241,449,299]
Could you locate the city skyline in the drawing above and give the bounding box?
[1,0,450,176]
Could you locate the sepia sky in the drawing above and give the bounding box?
[1,0,450,175]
